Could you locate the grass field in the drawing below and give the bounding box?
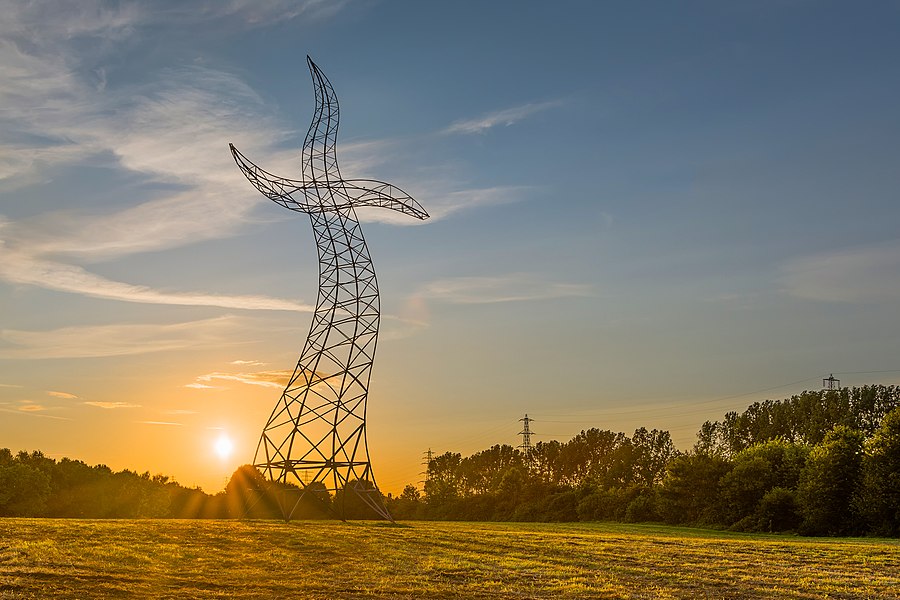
[0,519,897,599]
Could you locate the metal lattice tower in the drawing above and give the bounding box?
[422,448,434,484]
[518,414,534,462]
[823,374,841,390]
[229,56,428,520]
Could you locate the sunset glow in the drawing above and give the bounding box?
[214,434,235,460]
[1,3,899,498]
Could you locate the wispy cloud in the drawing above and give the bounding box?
[0,1,343,45]
[379,314,430,341]
[781,240,900,303]
[188,369,293,390]
[416,274,592,304]
[231,359,266,366]
[185,382,222,390]
[0,383,23,388]
[14,402,71,420]
[47,391,78,399]
[0,248,312,312]
[443,101,561,135]
[0,11,313,311]
[84,401,140,409]
[0,406,71,420]
[0,316,244,359]
[1,2,534,324]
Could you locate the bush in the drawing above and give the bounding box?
[0,464,51,516]
[754,487,800,532]
[625,494,656,523]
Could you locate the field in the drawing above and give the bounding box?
[0,519,897,599]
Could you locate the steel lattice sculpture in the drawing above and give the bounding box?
[229,56,428,520]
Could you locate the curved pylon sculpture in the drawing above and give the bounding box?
[230,56,428,520]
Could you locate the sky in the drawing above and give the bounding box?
[2,1,899,494]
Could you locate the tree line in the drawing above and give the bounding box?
[385,385,900,536]
[0,449,384,519]
[2,385,898,536]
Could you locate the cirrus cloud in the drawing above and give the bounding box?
[781,240,900,303]
[84,401,140,409]
[0,316,244,359]
[416,274,592,304]
[443,101,562,135]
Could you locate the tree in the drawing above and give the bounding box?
[0,463,51,516]
[797,426,865,536]
[701,386,900,454]
[558,429,627,486]
[459,445,521,495]
[631,428,678,487]
[332,480,387,520]
[388,484,424,520]
[859,407,900,535]
[694,421,723,455]
[717,439,809,528]
[424,452,463,503]
[530,440,564,485]
[755,487,801,532]
[657,453,731,525]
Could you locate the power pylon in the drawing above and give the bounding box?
[823,374,841,390]
[519,414,534,463]
[422,448,434,485]
[230,57,429,521]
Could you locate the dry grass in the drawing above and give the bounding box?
[0,519,897,598]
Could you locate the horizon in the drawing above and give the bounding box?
[3,380,897,495]
[2,1,900,495]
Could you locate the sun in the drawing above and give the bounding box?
[213,433,234,460]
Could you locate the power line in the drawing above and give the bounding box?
[835,369,900,376]
[532,373,856,423]
[400,371,900,489]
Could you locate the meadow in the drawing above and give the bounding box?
[0,519,896,599]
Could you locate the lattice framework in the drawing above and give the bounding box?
[230,56,428,520]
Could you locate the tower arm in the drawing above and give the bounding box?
[341,179,429,220]
[229,143,312,212]
[231,144,428,219]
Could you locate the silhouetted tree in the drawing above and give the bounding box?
[797,426,865,535]
[0,463,51,516]
[858,407,900,535]
[702,386,900,454]
[755,487,801,532]
[631,427,678,487]
[657,453,731,525]
[424,452,463,503]
[387,484,424,519]
[717,439,809,528]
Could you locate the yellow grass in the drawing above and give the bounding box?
[0,519,897,598]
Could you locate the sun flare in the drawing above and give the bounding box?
[214,434,234,460]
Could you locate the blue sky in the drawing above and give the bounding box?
[1,1,899,492]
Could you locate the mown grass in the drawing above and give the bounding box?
[0,519,897,599]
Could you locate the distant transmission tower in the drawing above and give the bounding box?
[230,57,429,521]
[823,374,841,390]
[422,448,434,484]
[518,414,534,462]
